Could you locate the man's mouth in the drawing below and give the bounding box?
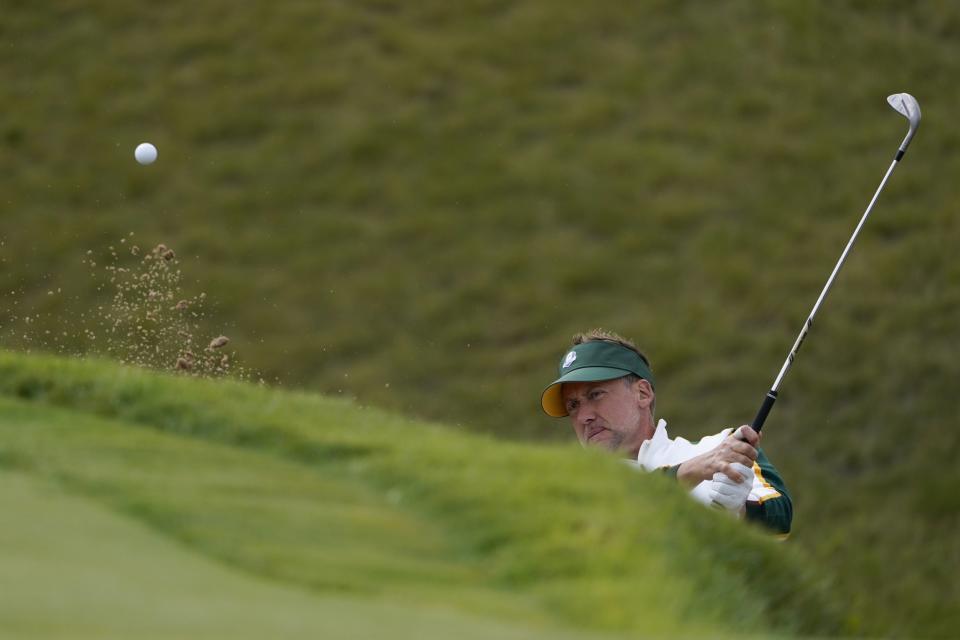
[586,428,608,443]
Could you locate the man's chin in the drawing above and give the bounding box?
[585,433,620,452]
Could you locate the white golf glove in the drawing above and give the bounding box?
[708,462,754,517]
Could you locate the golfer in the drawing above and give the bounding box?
[542,330,792,537]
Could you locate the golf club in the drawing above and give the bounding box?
[750,92,921,433]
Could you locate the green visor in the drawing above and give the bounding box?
[540,340,655,418]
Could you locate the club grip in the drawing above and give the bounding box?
[751,391,778,433]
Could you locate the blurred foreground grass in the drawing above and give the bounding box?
[1,471,597,640]
[0,351,844,638]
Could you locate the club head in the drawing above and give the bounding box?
[887,92,921,153]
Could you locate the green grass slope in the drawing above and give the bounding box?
[3,2,959,636]
[3,1,958,437]
[0,471,602,640]
[0,351,843,638]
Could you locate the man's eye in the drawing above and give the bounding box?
[588,390,604,400]
[566,400,579,412]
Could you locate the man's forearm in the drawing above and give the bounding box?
[745,495,792,537]
[747,448,793,535]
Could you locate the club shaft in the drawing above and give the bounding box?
[752,152,903,432]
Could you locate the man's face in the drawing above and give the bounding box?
[561,377,655,457]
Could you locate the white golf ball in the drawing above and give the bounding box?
[135,142,158,165]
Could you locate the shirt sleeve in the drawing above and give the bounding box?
[744,447,793,538]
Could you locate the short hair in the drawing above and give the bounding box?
[571,328,653,370]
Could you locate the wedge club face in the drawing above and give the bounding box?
[887,92,921,153]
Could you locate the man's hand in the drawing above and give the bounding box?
[708,463,754,517]
[676,425,759,488]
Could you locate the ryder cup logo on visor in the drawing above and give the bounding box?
[562,351,577,369]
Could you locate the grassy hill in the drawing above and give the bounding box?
[0,351,843,638]
[3,1,959,636]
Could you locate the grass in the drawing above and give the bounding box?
[2,1,959,635]
[1,470,606,640]
[0,350,843,637]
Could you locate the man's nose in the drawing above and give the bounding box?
[577,405,596,426]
